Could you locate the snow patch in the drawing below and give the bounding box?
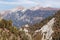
[25,24,29,27]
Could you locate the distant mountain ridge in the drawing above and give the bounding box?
[0,6,59,27]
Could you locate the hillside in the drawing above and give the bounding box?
[0,19,21,40]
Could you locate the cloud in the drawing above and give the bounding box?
[43,0,60,7]
[32,0,60,8]
[0,1,19,5]
[0,0,39,5]
[0,0,60,9]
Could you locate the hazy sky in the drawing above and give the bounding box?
[0,0,60,11]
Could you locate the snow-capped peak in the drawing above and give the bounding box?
[11,6,27,12]
[21,9,27,12]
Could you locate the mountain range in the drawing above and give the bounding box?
[0,6,59,27]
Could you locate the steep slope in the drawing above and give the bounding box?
[52,10,60,40]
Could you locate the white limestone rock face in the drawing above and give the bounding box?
[35,18,55,40]
[41,18,55,40]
